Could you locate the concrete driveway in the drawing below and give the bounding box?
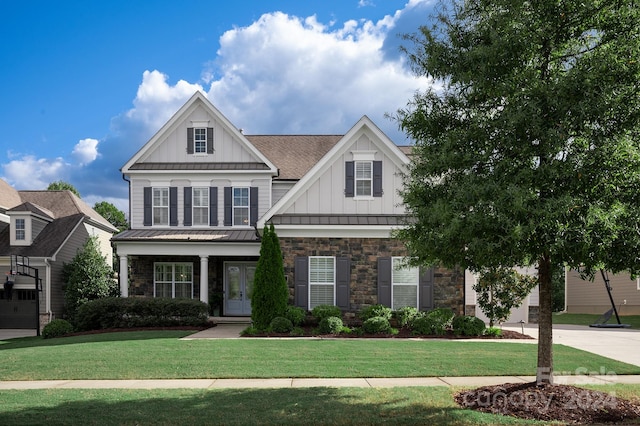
[0,329,37,340]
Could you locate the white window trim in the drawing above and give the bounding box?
[308,256,336,310]
[154,262,194,299]
[194,128,207,154]
[192,187,209,226]
[354,160,373,199]
[152,187,169,226]
[391,257,419,310]
[15,218,25,240]
[232,186,250,227]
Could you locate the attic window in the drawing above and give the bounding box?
[15,218,25,240]
[194,128,207,153]
[187,127,214,155]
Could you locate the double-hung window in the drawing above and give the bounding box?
[233,187,249,226]
[193,187,209,226]
[194,128,207,153]
[154,263,193,298]
[392,257,419,309]
[153,187,169,225]
[355,161,372,197]
[15,218,25,240]
[309,256,335,309]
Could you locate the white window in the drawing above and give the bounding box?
[15,218,25,240]
[153,188,169,225]
[194,128,207,153]
[154,263,193,298]
[233,187,249,226]
[193,188,209,226]
[309,256,335,309]
[392,257,419,309]
[355,161,372,197]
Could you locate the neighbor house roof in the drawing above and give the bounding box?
[0,179,21,211]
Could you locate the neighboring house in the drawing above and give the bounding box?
[566,269,640,315]
[0,180,118,330]
[112,92,464,317]
[464,268,540,324]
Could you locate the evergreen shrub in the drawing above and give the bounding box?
[362,316,393,334]
[283,305,306,326]
[452,315,486,336]
[311,305,341,322]
[359,304,392,321]
[269,316,294,333]
[318,316,343,334]
[42,319,74,339]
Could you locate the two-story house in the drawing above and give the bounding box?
[0,179,118,330]
[112,92,464,318]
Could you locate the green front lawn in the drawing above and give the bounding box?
[553,313,640,328]
[1,331,638,380]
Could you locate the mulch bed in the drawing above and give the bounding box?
[455,381,640,424]
[246,327,534,340]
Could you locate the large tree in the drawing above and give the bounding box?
[93,201,129,232]
[47,180,81,198]
[397,0,640,385]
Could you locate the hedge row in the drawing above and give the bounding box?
[75,297,210,331]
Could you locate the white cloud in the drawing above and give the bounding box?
[2,153,69,190]
[72,138,100,166]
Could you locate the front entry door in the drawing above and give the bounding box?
[224,263,256,316]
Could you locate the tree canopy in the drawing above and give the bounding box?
[47,180,81,198]
[93,201,128,232]
[396,0,640,384]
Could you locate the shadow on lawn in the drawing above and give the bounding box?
[0,387,498,426]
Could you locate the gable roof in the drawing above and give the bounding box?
[121,91,278,175]
[8,202,54,220]
[246,135,341,180]
[257,115,411,228]
[0,179,21,211]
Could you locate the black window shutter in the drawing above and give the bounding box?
[169,187,178,226]
[206,127,214,154]
[223,187,232,226]
[377,257,392,307]
[419,268,434,311]
[345,161,354,197]
[373,161,383,197]
[250,187,258,226]
[336,257,351,310]
[143,187,152,226]
[186,128,194,154]
[294,256,309,309]
[183,187,192,226]
[209,187,218,226]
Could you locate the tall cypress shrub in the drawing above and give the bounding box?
[251,223,289,329]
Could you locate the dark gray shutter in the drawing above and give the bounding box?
[206,127,214,154]
[183,187,192,226]
[373,161,383,197]
[377,257,392,307]
[186,128,194,154]
[250,187,258,226]
[143,187,152,226]
[209,187,218,226]
[345,161,354,197]
[336,257,350,310]
[294,256,309,309]
[169,187,178,226]
[419,268,434,310]
[223,187,232,226]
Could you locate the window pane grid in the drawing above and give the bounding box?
[233,187,249,226]
[194,128,206,153]
[193,188,209,226]
[355,161,372,196]
[153,188,169,225]
[154,263,193,299]
[15,218,25,240]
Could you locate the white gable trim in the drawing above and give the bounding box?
[121,91,278,175]
[257,116,410,229]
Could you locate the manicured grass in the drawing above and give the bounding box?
[553,312,640,328]
[1,331,638,380]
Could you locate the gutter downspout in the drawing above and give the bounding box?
[44,258,53,321]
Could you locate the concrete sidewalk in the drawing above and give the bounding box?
[2,374,640,390]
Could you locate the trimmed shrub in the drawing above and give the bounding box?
[241,325,260,336]
[290,327,305,336]
[283,305,306,327]
[359,304,392,321]
[311,305,342,322]
[452,315,486,336]
[362,316,393,334]
[394,307,421,328]
[75,297,209,331]
[426,308,455,328]
[485,326,502,337]
[269,316,294,333]
[318,316,344,334]
[412,316,444,336]
[42,319,74,339]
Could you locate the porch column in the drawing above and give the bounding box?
[200,256,209,304]
[119,256,129,297]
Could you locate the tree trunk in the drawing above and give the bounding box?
[536,254,553,385]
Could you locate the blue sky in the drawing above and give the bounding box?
[0,0,436,215]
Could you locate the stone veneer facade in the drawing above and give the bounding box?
[278,236,464,316]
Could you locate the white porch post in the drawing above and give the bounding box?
[200,256,209,304]
[119,255,129,297]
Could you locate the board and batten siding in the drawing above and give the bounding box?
[282,134,406,216]
[138,104,260,164]
[566,269,640,315]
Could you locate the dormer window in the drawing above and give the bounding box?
[15,218,25,240]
